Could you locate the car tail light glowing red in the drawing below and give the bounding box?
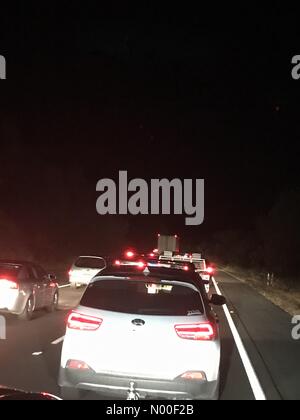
[114,260,121,265]
[0,279,19,290]
[181,371,206,381]
[137,261,146,269]
[206,267,214,274]
[175,322,215,341]
[67,311,103,331]
[125,251,134,258]
[183,265,189,271]
[66,360,92,370]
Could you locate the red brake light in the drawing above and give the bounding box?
[67,311,103,331]
[181,371,206,381]
[206,267,214,274]
[125,251,134,258]
[0,279,19,290]
[183,265,189,271]
[137,261,146,269]
[66,360,91,370]
[114,260,121,266]
[174,323,215,341]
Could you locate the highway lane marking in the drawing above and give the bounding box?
[32,337,64,355]
[58,284,70,289]
[220,269,247,283]
[51,336,65,345]
[212,277,267,401]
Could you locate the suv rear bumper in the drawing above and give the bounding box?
[59,368,219,400]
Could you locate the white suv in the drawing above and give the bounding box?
[59,265,225,400]
[68,256,106,288]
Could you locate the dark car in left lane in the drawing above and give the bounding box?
[0,260,59,320]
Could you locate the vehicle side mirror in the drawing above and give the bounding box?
[210,294,226,306]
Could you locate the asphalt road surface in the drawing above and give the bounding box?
[0,271,299,400]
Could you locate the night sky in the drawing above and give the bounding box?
[0,5,300,262]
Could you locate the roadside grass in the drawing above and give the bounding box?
[220,265,300,316]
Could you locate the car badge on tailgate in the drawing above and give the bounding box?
[131,319,145,326]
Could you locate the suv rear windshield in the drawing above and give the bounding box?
[80,278,204,316]
[74,257,105,269]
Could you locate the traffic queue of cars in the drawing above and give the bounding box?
[59,251,225,400]
[66,251,215,294]
[157,252,215,294]
[0,251,225,400]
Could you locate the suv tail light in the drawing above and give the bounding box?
[0,279,19,290]
[175,322,215,341]
[206,267,214,274]
[66,360,92,370]
[67,311,103,331]
[180,371,207,381]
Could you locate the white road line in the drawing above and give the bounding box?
[51,336,65,345]
[212,277,267,401]
[221,269,245,283]
[32,352,43,356]
[58,284,70,289]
